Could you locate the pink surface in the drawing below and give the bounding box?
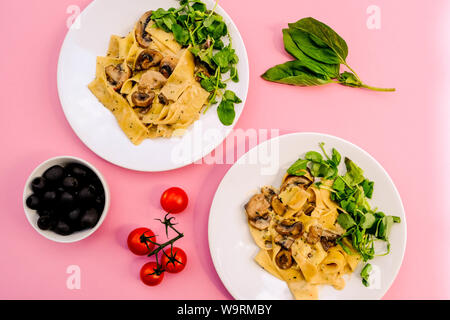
[1,0,449,299]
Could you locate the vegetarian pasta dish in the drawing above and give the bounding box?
[89,1,241,145]
[244,144,400,299]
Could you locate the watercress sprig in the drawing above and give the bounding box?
[150,0,241,125]
[287,143,401,285]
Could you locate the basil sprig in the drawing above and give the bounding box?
[150,0,241,125]
[262,17,395,92]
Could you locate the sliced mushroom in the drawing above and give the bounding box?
[248,214,271,230]
[105,63,131,91]
[274,234,295,250]
[281,175,313,192]
[302,202,316,216]
[244,194,270,220]
[271,196,286,216]
[158,93,169,105]
[135,11,153,48]
[320,230,340,251]
[306,225,322,245]
[275,250,293,270]
[139,70,167,90]
[275,220,303,238]
[135,49,163,71]
[131,90,155,108]
[160,56,178,78]
[264,241,273,249]
[261,186,277,204]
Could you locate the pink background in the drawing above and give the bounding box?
[1,0,449,299]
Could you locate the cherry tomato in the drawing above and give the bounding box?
[140,262,164,286]
[161,247,187,273]
[127,228,156,256]
[160,187,188,214]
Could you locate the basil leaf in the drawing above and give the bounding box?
[261,60,333,86]
[338,71,362,87]
[282,29,340,78]
[172,23,190,45]
[287,27,341,64]
[332,177,346,192]
[289,17,349,64]
[217,100,235,126]
[361,179,374,199]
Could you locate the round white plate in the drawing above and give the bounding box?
[208,132,407,300]
[57,0,249,172]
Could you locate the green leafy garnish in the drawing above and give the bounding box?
[360,263,372,287]
[287,143,401,286]
[262,17,395,92]
[150,0,241,125]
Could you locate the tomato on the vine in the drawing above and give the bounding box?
[127,228,156,256]
[140,262,164,286]
[161,247,187,273]
[160,187,188,214]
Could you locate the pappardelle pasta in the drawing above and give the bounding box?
[244,144,400,299]
[88,11,210,145]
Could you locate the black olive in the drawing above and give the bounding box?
[43,165,66,184]
[26,194,40,210]
[62,176,79,191]
[42,190,58,205]
[37,209,53,217]
[66,163,90,180]
[37,216,51,230]
[80,208,99,229]
[94,196,105,212]
[54,220,72,236]
[31,177,46,194]
[78,185,96,204]
[67,208,81,222]
[59,191,75,208]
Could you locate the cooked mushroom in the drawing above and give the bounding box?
[135,11,153,48]
[105,63,131,91]
[302,202,316,216]
[281,175,313,192]
[271,196,286,216]
[158,93,169,105]
[261,186,277,203]
[244,194,270,220]
[139,70,167,90]
[275,250,293,270]
[320,230,339,251]
[274,234,295,250]
[135,49,163,71]
[248,214,271,230]
[131,90,155,108]
[160,56,178,78]
[306,225,322,245]
[275,220,303,238]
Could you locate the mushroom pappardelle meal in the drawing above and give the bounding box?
[244,144,401,300]
[88,0,241,145]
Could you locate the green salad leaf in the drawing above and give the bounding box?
[286,143,401,285]
[150,0,241,126]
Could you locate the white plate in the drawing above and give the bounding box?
[57,0,249,172]
[208,132,407,300]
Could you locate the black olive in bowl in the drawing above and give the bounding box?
[24,158,109,242]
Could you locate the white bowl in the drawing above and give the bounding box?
[23,156,110,243]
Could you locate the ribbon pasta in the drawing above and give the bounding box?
[88,12,209,145]
[244,171,361,300]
